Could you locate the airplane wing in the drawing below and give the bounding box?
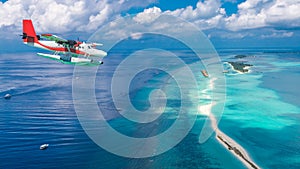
[41,34,67,42]
[41,34,78,48]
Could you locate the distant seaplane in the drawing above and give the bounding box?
[22,19,107,65]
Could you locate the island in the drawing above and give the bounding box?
[234,55,248,59]
[228,62,253,73]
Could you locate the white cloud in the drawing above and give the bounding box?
[238,0,269,10]
[208,30,255,39]
[224,0,270,30]
[1,0,89,33]
[0,0,299,40]
[195,0,225,19]
[265,0,300,27]
[129,0,300,40]
[165,0,225,21]
[30,0,89,33]
[155,0,227,30]
[86,3,111,31]
[224,12,266,31]
[225,0,300,30]
[115,0,300,38]
[133,6,162,24]
[0,0,28,27]
[261,30,294,38]
[0,0,156,37]
[130,32,143,40]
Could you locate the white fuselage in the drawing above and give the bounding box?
[24,40,107,58]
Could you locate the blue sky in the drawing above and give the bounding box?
[0,0,300,51]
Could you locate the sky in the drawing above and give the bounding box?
[0,0,300,51]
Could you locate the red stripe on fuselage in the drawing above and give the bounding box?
[41,34,52,36]
[35,41,87,56]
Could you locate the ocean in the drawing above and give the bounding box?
[0,49,299,169]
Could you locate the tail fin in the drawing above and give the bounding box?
[22,20,38,43]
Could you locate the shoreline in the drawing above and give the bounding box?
[199,79,260,169]
[211,114,260,169]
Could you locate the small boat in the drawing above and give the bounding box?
[201,70,209,77]
[40,144,49,150]
[4,94,11,99]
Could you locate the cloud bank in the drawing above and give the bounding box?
[0,0,299,39]
[0,0,156,34]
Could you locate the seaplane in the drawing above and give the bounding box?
[22,19,107,65]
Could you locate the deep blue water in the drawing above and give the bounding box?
[1,50,299,169]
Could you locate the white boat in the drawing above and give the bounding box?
[4,94,11,99]
[40,144,49,150]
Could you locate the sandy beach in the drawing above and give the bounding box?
[198,79,260,169]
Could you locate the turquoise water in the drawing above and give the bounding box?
[0,50,299,168]
[218,51,300,169]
